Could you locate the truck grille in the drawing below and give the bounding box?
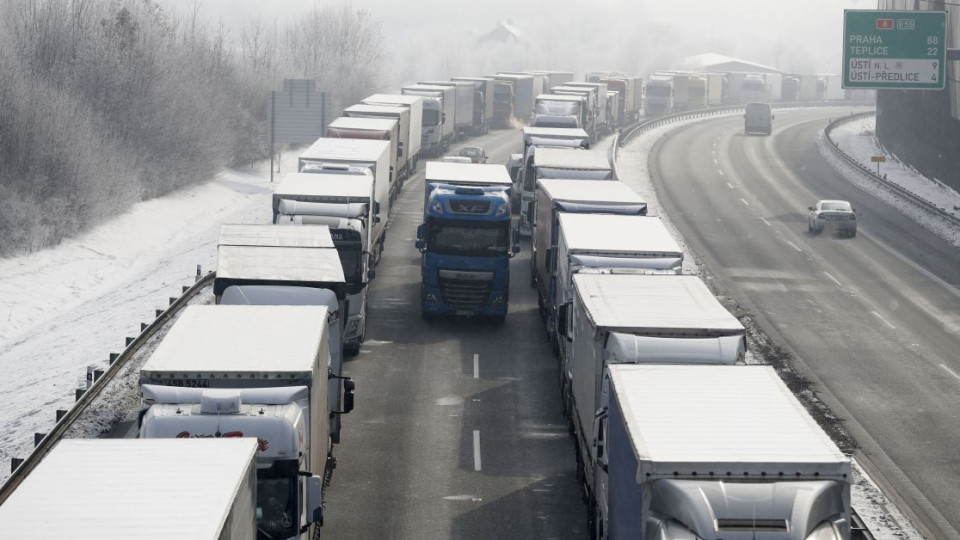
[438,270,493,309]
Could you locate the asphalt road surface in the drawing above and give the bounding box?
[322,128,588,539]
[649,108,960,539]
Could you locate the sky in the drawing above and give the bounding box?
[172,0,875,80]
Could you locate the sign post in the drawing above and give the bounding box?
[843,10,946,90]
[870,155,886,175]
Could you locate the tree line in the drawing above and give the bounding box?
[0,0,384,256]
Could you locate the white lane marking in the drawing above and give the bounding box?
[473,430,482,471]
[760,217,771,227]
[786,241,802,252]
[718,169,725,176]
[865,232,960,301]
[473,353,479,379]
[940,364,960,382]
[823,271,843,287]
[726,182,734,189]
[871,311,897,330]
[713,158,719,165]
[740,198,750,206]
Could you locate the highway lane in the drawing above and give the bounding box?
[323,128,587,539]
[649,108,960,539]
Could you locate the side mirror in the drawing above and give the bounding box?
[342,378,355,414]
[442,113,447,123]
[557,302,571,339]
[771,114,775,120]
[306,476,324,525]
[807,206,814,211]
[546,246,557,273]
[526,201,535,221]
[513,229,520,245]
[415,239,425,251]
[374,201,382,215]
[375,215,382,224]
[367,268,376,280]
[512,244,521,255]
[416,223,425,240]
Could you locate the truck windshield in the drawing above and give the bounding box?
[426,218,510,257]
[647,85,671,97]
[334,243,362,284]
[536,101,578,115]
[256,476,298,539]
[423,108,440,126]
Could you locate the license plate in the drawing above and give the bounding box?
[160,379,210,388]
[455,311,472,316]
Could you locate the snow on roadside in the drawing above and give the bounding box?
[0,155,296,484]
[616,112,922,539]
[825,115,960,247]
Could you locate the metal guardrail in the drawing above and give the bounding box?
[0,271,215,504]
[823,112,960,228]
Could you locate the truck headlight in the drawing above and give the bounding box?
[496,203,509,216]
[431,201,443,214]
[346,319,360,335]
[426,293,438,303]
[491,296,505,305]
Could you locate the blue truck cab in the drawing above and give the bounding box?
[416,162,518,321]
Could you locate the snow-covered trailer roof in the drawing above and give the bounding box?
[299,137,389,164]
[523,126,589,139]
[607,364,851,480]
[363,93,423,106]
[328,116,398,131]
[275,173,374,201]
[219,224,334,249]
[534,147,611,171]
[572,274,743,336]
[0,438,258,540]
[538,179,644,206]
[425,162,512,187]
[215,244,345,297]
[558,214,681,258]
[342,104,408,116]
[140,305,327,378]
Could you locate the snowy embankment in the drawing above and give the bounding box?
[0,155,295,484]
[825,115,960,247]
[617,113,924,539]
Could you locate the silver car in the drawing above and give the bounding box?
[808,199,857,237]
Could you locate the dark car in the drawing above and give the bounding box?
[808,199,857,237]
[458,146,488,163]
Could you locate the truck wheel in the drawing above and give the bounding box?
[344,343,360,357]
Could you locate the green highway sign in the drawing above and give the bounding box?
[843,10,946,90]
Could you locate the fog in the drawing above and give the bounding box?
[179,0,873,86]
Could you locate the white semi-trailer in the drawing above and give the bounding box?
[531,179,648,320]
[519,147,615,237]
[402,84,456,157]
[362,93,424,173]
[140,305,340,540]
[273,173,378,354]
[327,115,401,186]
[557,273,747,517]
[450,77,496,135]
[596,364,852,540]
[419,80,475,141]
[0,438,260,539]
[550,213,683,346]
[298,137,391,236]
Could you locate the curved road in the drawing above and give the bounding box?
[649,108,960,539]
